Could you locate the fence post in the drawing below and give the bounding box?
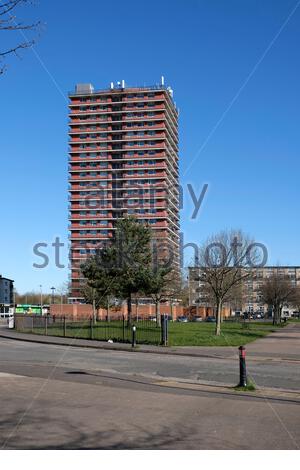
[45,316,48,336]
[31,316,34,333]
[161,314,168,346]
[122,315,125,342]
[63,316,66,337]
[132,325,136,348]
[90,317,93,340]
[165,315,169,346]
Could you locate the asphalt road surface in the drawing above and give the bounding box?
[0,337,299,390]
[0,338,299,449]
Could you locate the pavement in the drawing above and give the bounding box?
[0,366,299,449]
[0,322,299,449]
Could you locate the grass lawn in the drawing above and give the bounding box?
[167,321,286,347]
[19,319,161,345]
[17,319,287,347]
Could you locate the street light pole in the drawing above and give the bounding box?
[39,285,43,315]
[51,286,56,305]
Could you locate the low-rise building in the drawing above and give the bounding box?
[0,275,14,315]
[188,266,300,317]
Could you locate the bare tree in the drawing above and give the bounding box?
[259,273,296,325]
[0,0,40,74]
[197,230,258,336]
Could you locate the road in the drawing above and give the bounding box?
[0,337,299,390]
[0,336,299,449]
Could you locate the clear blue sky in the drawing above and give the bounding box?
[1,0,299,294]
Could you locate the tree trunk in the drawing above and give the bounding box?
[170,301,173,321]
[273,305,281,325]
[106,298,110,322]
[278,305,283,324]
[155,300,161,326]
[92,294,96,325]
[135,298,139,321]
[215,301,222,336]
[127,295,132,327]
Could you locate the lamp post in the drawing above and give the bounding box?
[51,286,56,305]
[39,285,43,315]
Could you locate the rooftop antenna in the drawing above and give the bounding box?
[161,75,165,86]
[110,82,114,89]
[167,86,173,98]
[121,79,125,89]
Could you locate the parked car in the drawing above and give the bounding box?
[193,316,203,322]
[177,316,188,323]
[205,316,216,322]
